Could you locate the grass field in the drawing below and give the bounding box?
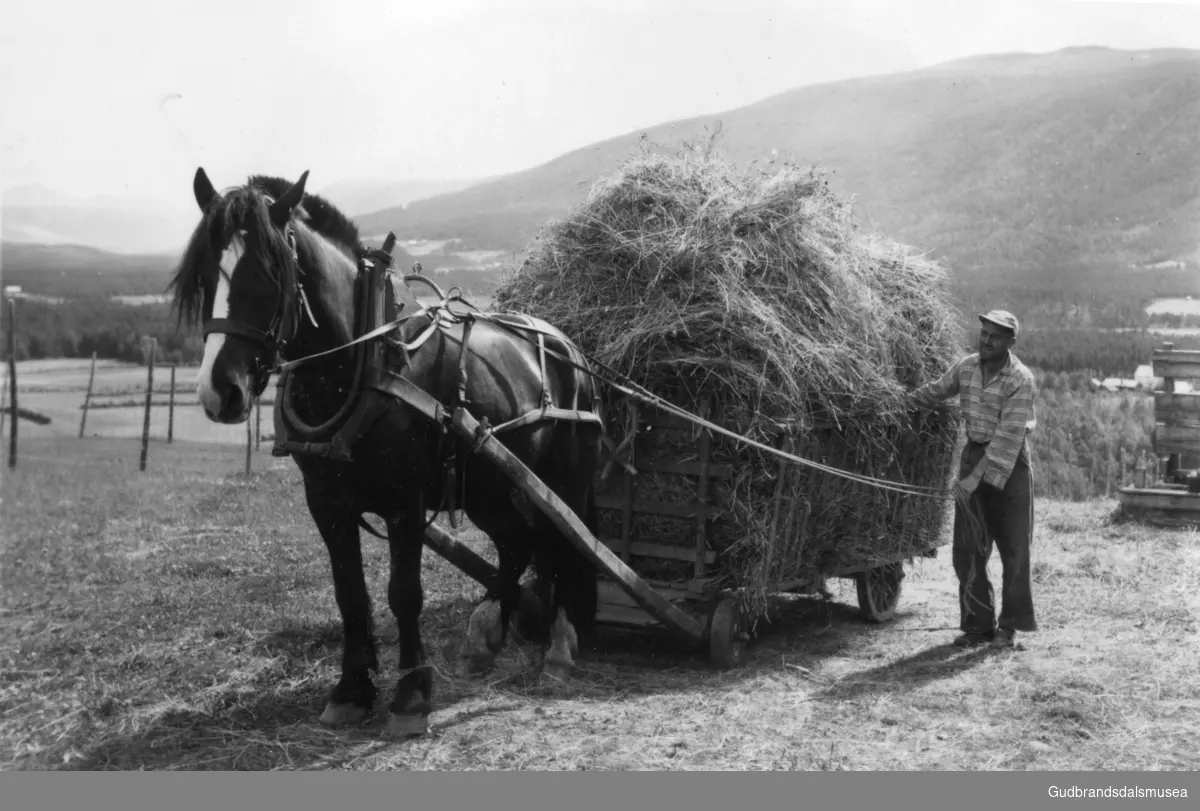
[2,436,1198,771]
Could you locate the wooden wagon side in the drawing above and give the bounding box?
[588,395,947,666]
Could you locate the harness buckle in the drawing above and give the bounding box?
[471,416,492,454]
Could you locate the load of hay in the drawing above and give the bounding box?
[493,139,964,617]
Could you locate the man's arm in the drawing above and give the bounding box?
[909,356,965,410]
[967,372,1036,492]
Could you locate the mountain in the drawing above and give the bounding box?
[354,47,1200,323]
[2,186,196,255]
[0,242,179,298]
[316,177,489,219]
[0,176,489,255]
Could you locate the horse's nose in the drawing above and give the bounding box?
[197,376,244,422]
[198,381,223,420]
[222,384,245,421]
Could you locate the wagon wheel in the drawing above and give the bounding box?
[855,562,904,622]
[708,596,750,668]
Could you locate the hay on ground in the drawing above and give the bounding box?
[492,138,964,618]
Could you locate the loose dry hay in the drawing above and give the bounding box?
[494,137,963,617]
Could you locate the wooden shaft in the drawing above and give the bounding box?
[450,406,707,644]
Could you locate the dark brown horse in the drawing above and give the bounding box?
[169,168,602,737]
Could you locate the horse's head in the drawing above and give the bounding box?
[170,167,310,423]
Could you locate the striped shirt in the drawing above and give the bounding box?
[911,351,1037,491]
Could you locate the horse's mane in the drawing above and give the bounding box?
[167,174,361,329]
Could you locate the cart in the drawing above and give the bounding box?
[420,389,948,670]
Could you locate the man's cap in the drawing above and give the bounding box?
[978,309,1019,338]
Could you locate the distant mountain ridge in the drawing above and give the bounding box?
[354,46,1200,308]
[5,47,1197,329]
[0,175,489,255]
[316,177,490,218]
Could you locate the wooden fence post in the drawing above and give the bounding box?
[139,338,156,472]
[78,351,97,438]
[1119,446,1126,488]
[245,408,252,474]
[255,396,261,450]
[7,298,17,470]
[167,365,176,444]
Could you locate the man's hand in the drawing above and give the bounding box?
[953,477,977,501]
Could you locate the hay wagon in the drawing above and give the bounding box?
[583,394,948,667]
[402,148,959,668]
[419,388,949,670]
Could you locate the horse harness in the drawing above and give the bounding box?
[257,231,603,536]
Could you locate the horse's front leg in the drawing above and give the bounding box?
[307,490,378,727]
[385,506,433,738]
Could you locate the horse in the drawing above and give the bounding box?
[168,167,603,737]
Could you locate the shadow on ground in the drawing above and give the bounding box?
[61,585,975,770]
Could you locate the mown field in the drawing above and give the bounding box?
[2,436,1197,771]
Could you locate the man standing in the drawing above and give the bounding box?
[909,310,1038,650]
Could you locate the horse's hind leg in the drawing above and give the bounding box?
[307,491,378,727]
[541,492,599,682]
[464,534,529,675]
[385,506,433,738]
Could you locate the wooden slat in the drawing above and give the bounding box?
[1152,349,1200,381]
[595,603,659,628]
[598,533,717,565]
[1154,423,1200,456]
[619,400,638,563]
[1119,487,1200,506]
[629,540,716,564]
[637,457,733,479]
[1155,392,1200,425]
[694,397,713,579]
[451,407,708,644]
[595,494,723,519]
[598,579,694,608]
[1119,487,1200,528]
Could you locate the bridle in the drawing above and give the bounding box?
[201,221,311,399]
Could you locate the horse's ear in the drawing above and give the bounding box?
[193,167,218,211]
[270,170,309,227]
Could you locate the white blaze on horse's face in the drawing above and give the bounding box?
[196,231,246,419]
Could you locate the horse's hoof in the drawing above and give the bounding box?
[464,652,495,676]
[541,659,573,683]
[387,712,430,738]
[319,701,368,727]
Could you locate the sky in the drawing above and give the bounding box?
[2,0,1199,211]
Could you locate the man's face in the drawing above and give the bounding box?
[978,320,1015,362]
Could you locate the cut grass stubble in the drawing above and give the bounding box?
[2,439,1197,770]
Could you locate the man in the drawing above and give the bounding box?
[909,310,1038,650]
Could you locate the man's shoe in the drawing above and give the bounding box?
[989,628,1016,649]
[954,632,994,648]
